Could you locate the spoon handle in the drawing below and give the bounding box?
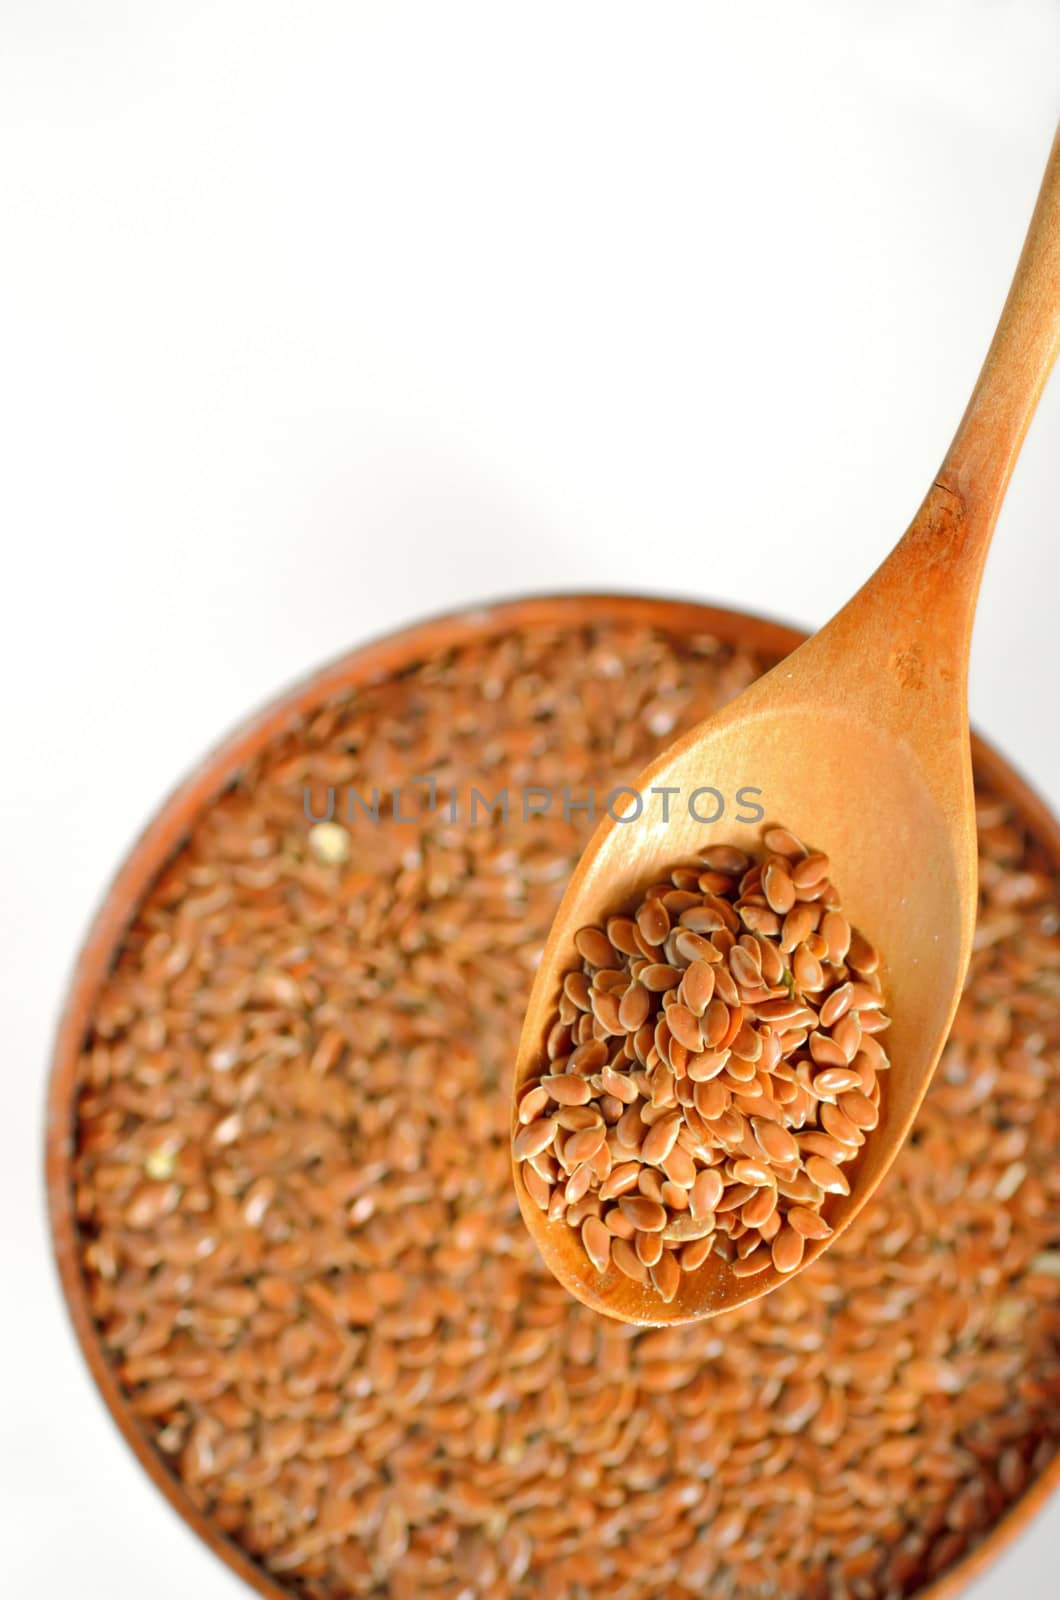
[856,122,1060,659]
[935,120,1060,544]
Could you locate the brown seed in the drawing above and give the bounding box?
[754,995,804,1024]
[606,915,641,954]
[820,909,851,964]
[635,1228,664,1268]
[598,1161,641,1201]
[762,860,796,915]
[574,926,619,967]
[615,1104,644,1149]
[553,1107,601,1138]
[777,1169,825,1204]
[700,845,751,873]
[747,1117,794,1164]
[694,1078,731,1119]
[771,1226,806,1273]
[565,1124,608,1165]
[811,1065,862,1097]
[805,1155,850,1195]
[650,1250,681,1303]
[731,1245,772,1277]
[568,1038,609,1072]
[581,1216,611,1273]
[779,903,816,951]
[728,1020,763,1062]
[847,928,880,973]
[565,1194,599,1227]
[617,982,651,1031]
[831,1011,862,1062]
[604,1205,636,1239]
[544,1073,592,1105]
[662,1210,714,1242]
[611,1237,650,1284]
[792,851,830,888]
[808,1030,847,1067]
[590,988,624,1034]
[640,962,682,992]
[754,936,786,987]
[793,945,825,990]
[619,1195,667,1232]
[687,1048,730,1083]
[741,1185,779,1228]
[665,1004,703,1053]
[599,1064,639,1104]
[636,899,670,946]
[787,1206,834,1240]
[563,970,592,1010]
[820,1103,862,1147]
[712,964,740,1005]
[528,1149,558,1182]
[673,929,723,964]
[662,1143,696,1188]
[904,1357,962,1395]
[819,982,854,1027]
[517,1083,549,1123]
[546,1019,572,1059]
[838,1089,879,1130]
[690,1168,724,1218]
[680,1234,715,1270]
[712,1110,747,1146]
[702,998,731,1047]
[564,1163,592,1204]
[679,959,716,1014]
[730,1158,776,1188]
[513,1118,557,1160]
[649,1060,677,1107]
[641,1113,682,1166]
[729,944,763,991]
[763,825,806,858]
[521,1165,551,1210]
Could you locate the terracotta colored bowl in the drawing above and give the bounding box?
[46,594,1060,1600]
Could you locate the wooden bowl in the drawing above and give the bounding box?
[46,593,1060,1600]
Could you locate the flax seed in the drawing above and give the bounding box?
[771,1225,806,1274]
[575,926,619,968]
[513,1118,557,1160]
[619,1195,667,1232]
[732,1244,772,1276]
[581,1216,612,1274]
[639,1113,681,1167]
[635,1229,664,1268]
[650,1250,681,1304]
[787,1207,834,1240]
[805,1155,851,1195]
[612,1237,650,1285]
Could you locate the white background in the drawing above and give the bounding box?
[1,3,1058,1595]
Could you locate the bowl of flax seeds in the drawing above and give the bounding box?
[47,595,1060,1600]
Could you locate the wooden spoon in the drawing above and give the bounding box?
[512,124,1060,1325]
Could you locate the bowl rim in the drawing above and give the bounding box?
[45,590,1060,1600]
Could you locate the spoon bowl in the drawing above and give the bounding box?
[513,123,1060,1323]
[513,654,971,1325]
